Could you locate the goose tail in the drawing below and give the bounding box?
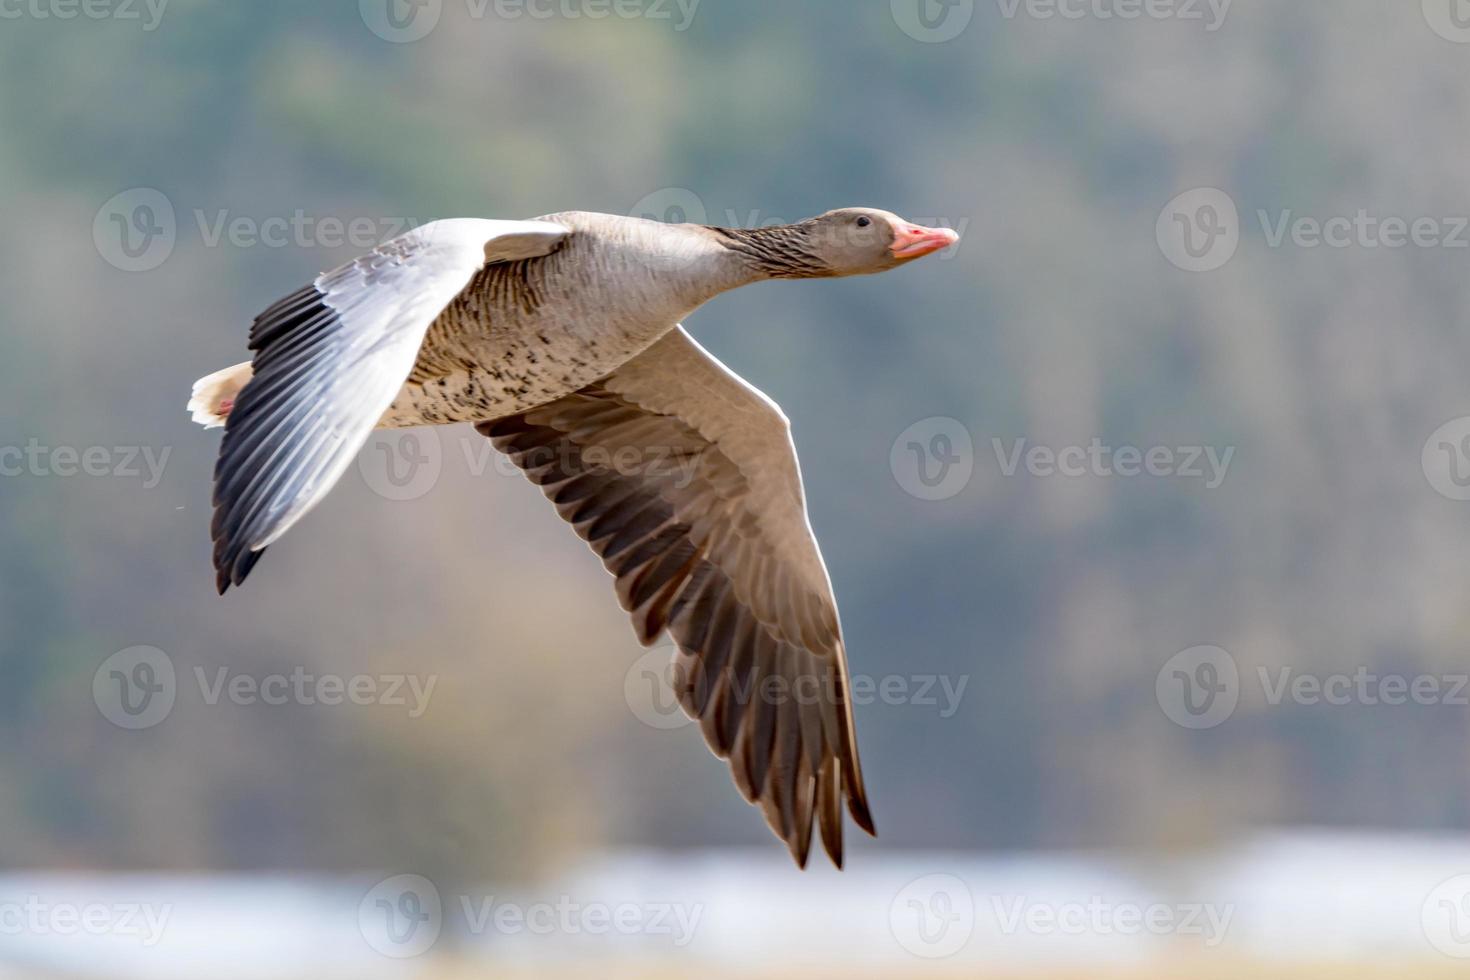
[188,361,253,429]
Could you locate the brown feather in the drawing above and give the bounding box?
[473,327,876,867]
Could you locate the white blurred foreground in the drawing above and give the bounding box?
[3,830,1470,978]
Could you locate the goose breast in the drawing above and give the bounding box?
[380,211,728,427]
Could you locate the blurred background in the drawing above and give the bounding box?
[5,0,1470,975]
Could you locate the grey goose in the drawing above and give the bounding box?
[188,208,960,867]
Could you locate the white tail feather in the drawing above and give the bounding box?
[188,362,254,429]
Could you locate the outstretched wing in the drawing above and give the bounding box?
[480,327,875,867]
[212,218,568,593]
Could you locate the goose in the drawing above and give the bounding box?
[188,208,959,867]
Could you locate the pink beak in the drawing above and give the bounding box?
[891,221,960,259]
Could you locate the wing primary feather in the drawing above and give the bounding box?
[475,326,875,868]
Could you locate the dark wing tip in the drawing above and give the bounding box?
[823,833,845,870]
[849,790,877,838]
[207,282,341,594]
[213,543,264,595]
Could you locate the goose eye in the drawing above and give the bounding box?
[855,216,872,228]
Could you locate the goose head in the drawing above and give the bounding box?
[806,208,960,275]
[706,208,959,280]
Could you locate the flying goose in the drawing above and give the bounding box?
[188,208,959,867]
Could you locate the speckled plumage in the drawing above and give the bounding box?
[383,211,761,427]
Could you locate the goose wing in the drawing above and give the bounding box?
[212,218,568,593]
[480,326,875,867]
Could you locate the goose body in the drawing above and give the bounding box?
[190,207,958,867]
[384,211,759,426]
